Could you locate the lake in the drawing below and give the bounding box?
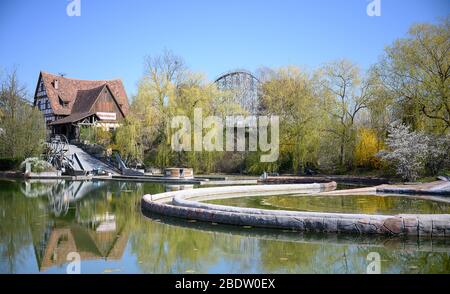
[0,179,449,274]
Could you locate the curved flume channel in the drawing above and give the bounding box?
[141,184,450,237]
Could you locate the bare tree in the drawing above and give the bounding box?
[142,49,187,108]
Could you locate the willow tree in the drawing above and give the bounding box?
[131,50,186,168]
[259,66,325,174]
[374,18,450,133]
[126,51,235,173]
[365,70,394,146]
[169,72,229,173]
[0,69,47,162]
[114,115,144,165]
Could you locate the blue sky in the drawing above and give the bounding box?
[0,0,448,99]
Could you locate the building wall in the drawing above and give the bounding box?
[35,78,56,124]
[92,88,125,121]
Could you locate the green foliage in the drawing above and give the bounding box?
[373,18,450,133]
[114,117,144,164]
[125,50,242,173]
[245,151,279,175]
[259,66,324,174]
[118,19,449,176]
[0,69,47,163]
[79,126,112,147]
[320,59,374,169]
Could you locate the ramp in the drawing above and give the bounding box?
[66,144,119,175]
[114,153,144,176]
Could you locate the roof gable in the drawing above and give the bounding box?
[71,85,105,114]
[72,84,126,117]
[37,71,129,116]
[90,84,126,118]
[49,84,127,125]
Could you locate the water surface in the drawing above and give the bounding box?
[0,179,449,274]
[206,194,450,215]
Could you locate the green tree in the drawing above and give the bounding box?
[320,60,374,169]
[258,66,325,174]
[131,50,186,168]
[170,73,228,173]
[126,51,235,173]
[0,69,47,162]
[374,18,450,133]
[114,116,144,164]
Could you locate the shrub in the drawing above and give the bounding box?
[20,157,55,173]
[79,126,112,147]
[354,128,384,169]
[377,122,429,182]
[425,135,450,176]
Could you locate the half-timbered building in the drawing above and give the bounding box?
[33,71,129,140]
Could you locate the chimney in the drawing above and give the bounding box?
[54,79,59,90]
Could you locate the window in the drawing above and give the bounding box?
[37,101,41,109]
[58,96,69,108]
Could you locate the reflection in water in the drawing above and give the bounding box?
[0,179,449,274]
[21,180,111,216]
[165,185,194,192]
[139,212,450,274]
[34,224,129,272]
[0,179,164,273]
[207,194,450,215]
[20,180,139,271]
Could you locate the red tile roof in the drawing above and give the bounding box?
[38,71,129,117]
